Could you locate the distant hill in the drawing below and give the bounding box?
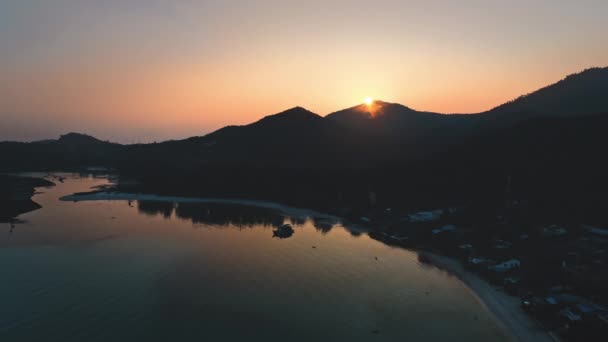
[121,107,343,168]
[57,132,110,145]
[326,101,441,124]
[326,101,474,159]
[133,102,472,168]
[481,67,608,123]
[326,101,450,138]
[0,132,120,171]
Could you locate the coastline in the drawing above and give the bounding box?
[62,189,556,342]
[61,191,345,222]
[419,251,556,342]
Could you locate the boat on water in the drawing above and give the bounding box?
[273,223,294,239]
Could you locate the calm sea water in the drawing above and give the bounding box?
[1,174,510,342]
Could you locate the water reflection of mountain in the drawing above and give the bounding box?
[134,200,366,236]
[311,217,334,234]
[136,201,284,228]
[137,201,175,218]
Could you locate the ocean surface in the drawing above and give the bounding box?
[1,173,510,341]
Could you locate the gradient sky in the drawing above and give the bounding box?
[1,0,607,143]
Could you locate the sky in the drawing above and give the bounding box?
[1,0,607,143]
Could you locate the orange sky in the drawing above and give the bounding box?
[1,1,607,142]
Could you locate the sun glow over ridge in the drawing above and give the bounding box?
[364,97,373,106]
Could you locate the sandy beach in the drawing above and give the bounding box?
[421,252,556,342]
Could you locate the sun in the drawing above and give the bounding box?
[364,97,373,106]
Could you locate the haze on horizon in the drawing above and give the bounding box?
[1,0,607,143]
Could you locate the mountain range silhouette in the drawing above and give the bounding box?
[1,67,607,221]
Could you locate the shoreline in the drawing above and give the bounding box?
[61,191,345,222]
[420,251,556,342]
[62,189,556,342]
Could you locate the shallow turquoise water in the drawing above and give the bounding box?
[0,174,510,341]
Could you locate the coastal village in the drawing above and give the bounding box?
[359,198,608,341]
